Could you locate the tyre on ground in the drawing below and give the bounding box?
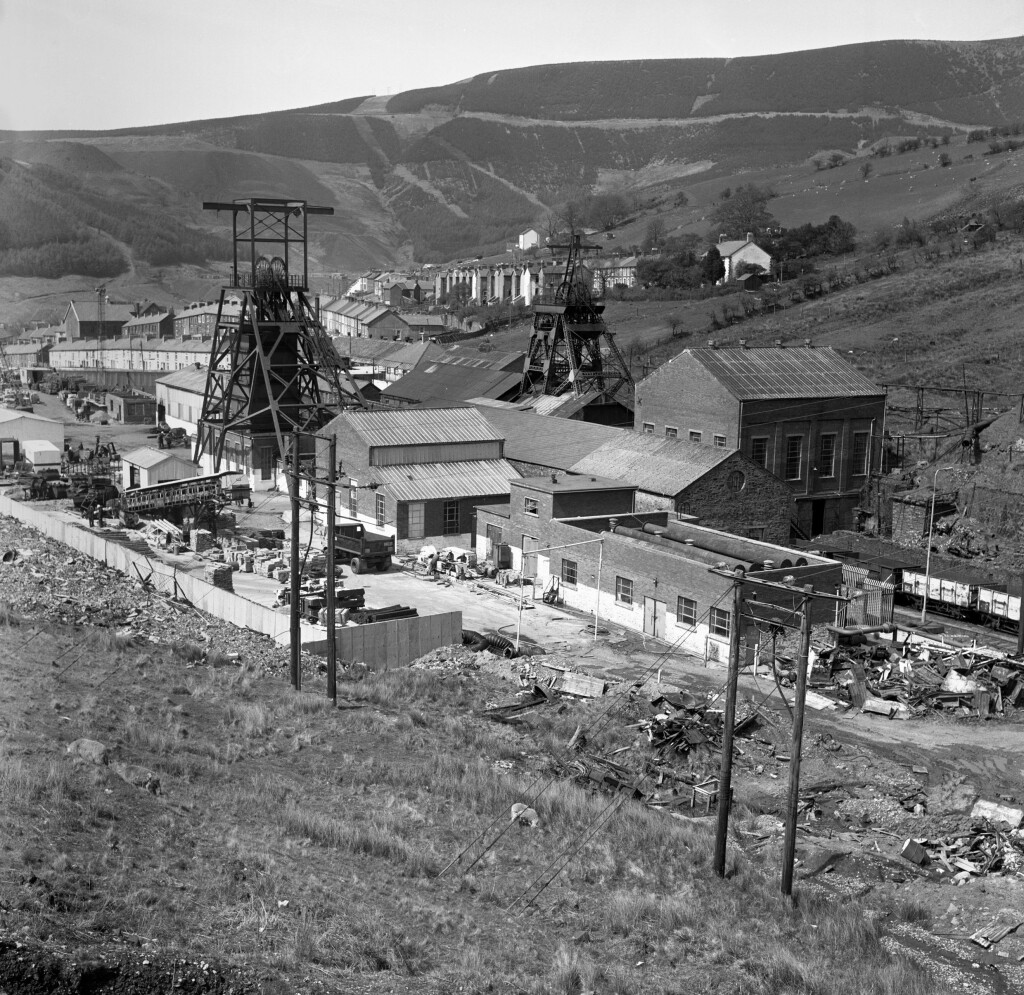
[350,557,362,574]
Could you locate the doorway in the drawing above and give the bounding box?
[811,500,825,537]
[643,597,667,639]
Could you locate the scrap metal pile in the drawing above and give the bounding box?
[810,632,1024,719]
[901,801,1024,883]
[634,691,761,759]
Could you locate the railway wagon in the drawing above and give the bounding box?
[977,583,1022,634]
[900,568,988,617]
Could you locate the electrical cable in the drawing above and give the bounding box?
[438,587,734,879]
[508,584,814,911]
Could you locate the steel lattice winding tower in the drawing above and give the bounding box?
[193,198,366,475]
[517,234,633,405]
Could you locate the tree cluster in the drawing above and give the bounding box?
[707,184,778,241]
[547,191,631,235]
[767,215,857,260]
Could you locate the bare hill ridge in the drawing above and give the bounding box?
[3,36,1024,292]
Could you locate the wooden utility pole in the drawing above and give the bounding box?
[326,436,338,705]
[713,566,745,878]
[708,569,847,895]
[780,588,813,898]
[289,427,302,691]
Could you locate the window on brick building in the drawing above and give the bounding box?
[524,496,539,516]
[689,430,702,443]
[676,596,696,626]
[665,426,678,439]
[615,576,634,606]
[642,422,654,434]
[561,558,578,587]
[751,437,769,469]
[375,492,386,529]
[443,500,460,535]
[818,433,836,478]
[714,434,727,447]
[710,607,731,638]
[852,432,870,475]
[785,436,803,480]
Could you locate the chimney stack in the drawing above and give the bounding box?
[775,339,784,349]
[746,231,753,242]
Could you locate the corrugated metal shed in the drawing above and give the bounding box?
[123,446,196,471]
[373,459,519,502]
[670,347,882,400]
[569,435,734,495]
[344,407,504,448]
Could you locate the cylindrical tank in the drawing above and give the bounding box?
[613,525,746,568]
[660,520,765,570]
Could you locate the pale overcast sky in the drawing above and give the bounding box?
[1,0,1022,131]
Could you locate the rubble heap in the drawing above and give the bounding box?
[0,516,290,672]
[811,634,1024,719]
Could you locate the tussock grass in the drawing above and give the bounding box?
[225,701,270,737]
[280,802,437,876]
[0,638,949,995]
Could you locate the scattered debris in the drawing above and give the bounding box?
[811,627,1024,719]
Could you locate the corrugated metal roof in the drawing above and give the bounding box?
[475,406,626,468]
[663,347,882,400]
[381,363,520,404]
[123,446,196,470]
[373,459,519,502]
[0,409,61,427]
[341,406,504,448]
[156,368,208,393]
[570,435,733,495]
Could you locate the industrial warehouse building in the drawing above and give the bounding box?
[474,404,793,542]
[0,410,65,469]
[317,407,520,553]
[634,346,885,538]
[475,475,840,661]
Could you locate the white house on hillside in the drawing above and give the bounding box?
[517,228,540,251]
[714,233,773,283]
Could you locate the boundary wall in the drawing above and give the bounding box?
[305,612,462,671]
[0,495,321,648]
[0,496,463,667]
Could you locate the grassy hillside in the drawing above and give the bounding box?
[387,39,1024,122]
[0,158,227,279]
[5,38,1024,281]
[0,602,944,995]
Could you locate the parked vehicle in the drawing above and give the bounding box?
[329,523,394,574]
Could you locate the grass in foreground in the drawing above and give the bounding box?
[0,624,946,994]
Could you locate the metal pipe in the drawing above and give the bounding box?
[713,566,745,878]
[921,465,955,625]
[326,435,337,705]
[781,591,813,898]
[594,539,603,644]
